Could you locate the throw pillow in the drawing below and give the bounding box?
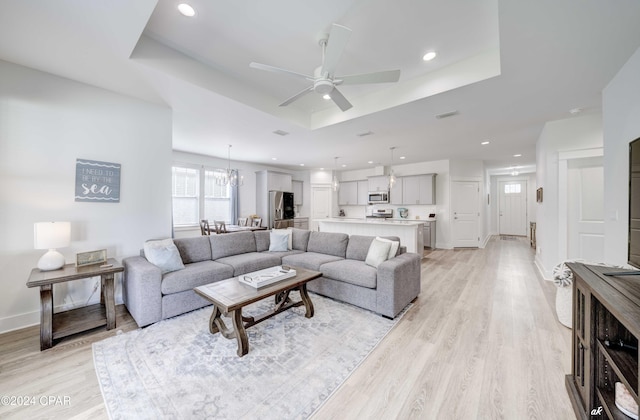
[143,238,185,274]
[269,229,291,252]
[376,237,400,259]
[365,237,392,268]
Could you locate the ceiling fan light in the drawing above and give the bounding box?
[177,3,196,17]
[323,94,331,100]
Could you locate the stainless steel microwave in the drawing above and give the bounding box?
[368,191,389,204]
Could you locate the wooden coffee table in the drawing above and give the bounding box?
[194,266,321,357]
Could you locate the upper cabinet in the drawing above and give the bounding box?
[402,174,436,205]
[338,181,358,205]
[256,170,292,192]
[292,180,303,205]
[368,175,389,192]
[357,180,369,205]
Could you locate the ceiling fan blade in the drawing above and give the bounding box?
[321,24,352,77]
[329,87,353,112]
[337,69,401,85]
[250,62,313,81]
[279,86,314,107]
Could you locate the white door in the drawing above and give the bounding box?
[452,181,480,247]
[498,180,527,236]
[567,157,604,261]
[310,186,331,231]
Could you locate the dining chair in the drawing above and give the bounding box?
[237,217,248,226]
[213,220,227,234]
[251,217,262,227]
[200,219,210,236]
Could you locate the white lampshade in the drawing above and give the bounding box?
[34,222,71,271]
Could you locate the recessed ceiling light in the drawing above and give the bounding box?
[423,51,437,61]
[513,154,522,157]
[481,141,490,145]
[341,164,347,168]
[323,94,331,100]
[368,161,374,164]
[400,156,406,160]
[299,163,305,166]
[177,3,196,17]
[569,107,583,115]
[320,168,325,171]
[271,157,277,160]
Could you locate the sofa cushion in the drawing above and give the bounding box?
[254,230,270,252]
[290,228,311,251]
[282,252,343,271]
[173,236,212,263]
[143,239,185,274]
[269,229,292,251]
[320,259,378,289]
[161,261,234,295]
[209,231,257,260]
[365,238,392,268]
[307,232,348,258]
[376,236,400,259]
[262,249,304,259]
[215,252,282,276]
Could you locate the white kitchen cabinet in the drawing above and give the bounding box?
[402,174,436,205]
[292,180,303,205]
[357,180,369,205]
[368,175,389,192]
[390,177,403,205]
[338,181,358,205]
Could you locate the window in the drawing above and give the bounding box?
[504,184,522,194]
[172,165,231,226]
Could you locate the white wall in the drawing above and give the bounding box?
[535,113,603,278]
[0,60,173,333]
[603,46,640,265]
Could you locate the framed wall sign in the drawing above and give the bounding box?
[76,249,107,267]
[75,159,121,203]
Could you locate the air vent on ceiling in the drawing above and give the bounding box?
[272,130,289,136]
[356,131,374,137]
[435,110,459,119]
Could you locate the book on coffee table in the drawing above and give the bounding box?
[238,266,297,288]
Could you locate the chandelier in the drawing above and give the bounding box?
[215,144,244,186]
[389,146,397,189]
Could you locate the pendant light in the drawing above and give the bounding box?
[389,147,397,189]
[332,157,340,192]
[215,144,244,186]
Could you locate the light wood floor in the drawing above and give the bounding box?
[0,236,574,419]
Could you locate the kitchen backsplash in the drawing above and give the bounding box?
[339,204,438,219]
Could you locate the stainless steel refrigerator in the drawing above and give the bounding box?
[269,191,295,229]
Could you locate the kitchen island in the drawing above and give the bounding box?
[317,218,425,253]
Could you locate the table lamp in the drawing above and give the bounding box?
[34,222,71,271]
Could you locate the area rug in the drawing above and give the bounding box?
[93,292,403,419]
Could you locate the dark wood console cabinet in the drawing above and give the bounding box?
[566,263,640,419]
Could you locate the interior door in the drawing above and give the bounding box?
[498,180,527,236]
[567,157,604,261]
[310,186,331,231]
[451,181,480,247]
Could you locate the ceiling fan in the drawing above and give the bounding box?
[249,23,401,112]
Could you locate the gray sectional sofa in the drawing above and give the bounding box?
[122,229,421,327]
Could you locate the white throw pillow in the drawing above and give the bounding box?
[376,237,400,259]
[365,237,392,268]
[269,229,291,252]
[143,238,185,274]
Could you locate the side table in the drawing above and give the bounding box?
[26,258,123,350]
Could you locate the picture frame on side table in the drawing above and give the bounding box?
[76,249,107,267]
